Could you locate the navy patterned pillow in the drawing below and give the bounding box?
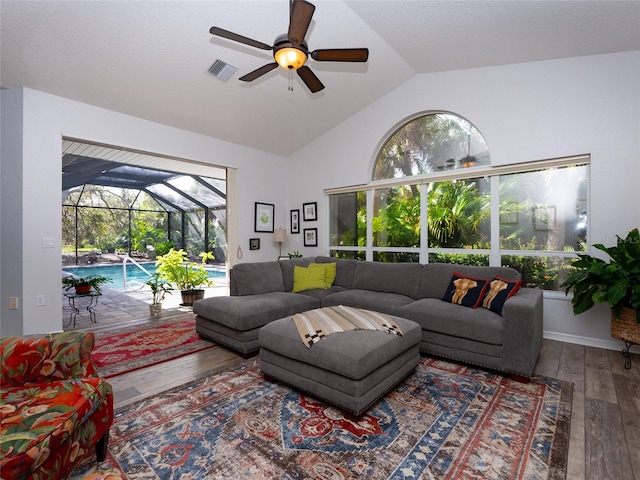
[481,276,523,315]
[441,272,490,308]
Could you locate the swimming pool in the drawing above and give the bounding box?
[62,263,224,291]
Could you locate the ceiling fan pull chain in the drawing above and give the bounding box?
[289,70,293,91]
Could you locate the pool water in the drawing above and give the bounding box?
[62,263,224,291]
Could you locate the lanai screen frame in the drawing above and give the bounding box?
[62,144,227,265]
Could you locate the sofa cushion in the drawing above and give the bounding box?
[321,289,415,314]
[294,285,347,301]
[395,298,504,345]
[420,263,521,299]
[292,264,326,293]
[352,261,423,299]
[193,292,320,331]
[232,261,285,295]
[279,257,316,292]
[315,256,358,289]
[441,272,489,308]
[481,276,523,315]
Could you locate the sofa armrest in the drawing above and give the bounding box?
[1,332,97,386]
[501,288,544,377]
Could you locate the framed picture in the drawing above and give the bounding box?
[290,209,300,234]
[303,202,317,221]
[303,228,318,247]
[500,203,519,225]
[254,202,274,233]
[249,238,260,250]
[534,205,556,231]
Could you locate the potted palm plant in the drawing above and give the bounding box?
[62,275,111,294]
[561,228,640,348]
[145,273,173,316]
[155,248,215,306]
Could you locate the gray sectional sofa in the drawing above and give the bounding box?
[193,256,543,377]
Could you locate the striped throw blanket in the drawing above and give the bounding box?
[292,305,403,348]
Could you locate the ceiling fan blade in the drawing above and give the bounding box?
[311,48,369,62]
[288,0,315,46]
[210,26,272,51]
[239,63,279,82]
[297,66,324,93]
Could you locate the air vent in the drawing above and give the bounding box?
[208,59,238,82]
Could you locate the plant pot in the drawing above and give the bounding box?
[149,303,162,317]
[75,285,92,294]
[611,307,640,344]
[180,289,205,306]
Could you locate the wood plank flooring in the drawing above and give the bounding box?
[107,338,640,479]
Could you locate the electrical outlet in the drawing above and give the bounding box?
[9,297,18,310]
[36,295,45,307]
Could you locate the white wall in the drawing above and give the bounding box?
[0,88,287,335]
[287,51,640,350]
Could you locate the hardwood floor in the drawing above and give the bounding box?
[108,338,640,479]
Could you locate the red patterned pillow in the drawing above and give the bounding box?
[481,276,523,315]
[441,272,490,308]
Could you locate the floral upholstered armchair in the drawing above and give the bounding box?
[0,331,113,480]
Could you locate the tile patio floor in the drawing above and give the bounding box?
[62,282,228,331]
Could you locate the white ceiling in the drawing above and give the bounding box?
[2,1,639,157]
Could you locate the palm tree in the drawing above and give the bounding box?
[427,180,490,247]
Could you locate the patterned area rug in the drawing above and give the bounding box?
[92,315,216,377]
[75,356,572,479]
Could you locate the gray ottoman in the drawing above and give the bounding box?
[258,313,421,416]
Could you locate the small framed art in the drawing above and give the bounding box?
[254,202,274,233]
[303,202,317,221]
[303,228,318,247]
[534,205,556,231]
[290,209,300,234]
[249,238,260,250]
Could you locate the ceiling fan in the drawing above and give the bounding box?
[210,0,369,93]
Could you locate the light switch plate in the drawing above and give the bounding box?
[42,237,55,248]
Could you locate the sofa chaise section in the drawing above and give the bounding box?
[194,260,322,354]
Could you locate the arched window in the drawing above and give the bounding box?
[373,112,490,181]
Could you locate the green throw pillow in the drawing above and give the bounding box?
[310,262,336,288]
[292,264,326,293]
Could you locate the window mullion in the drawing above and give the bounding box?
[366,189,373,262]
[490,175,501,267]
[420,183,428,264]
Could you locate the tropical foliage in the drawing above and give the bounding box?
[561,228,640,320]
[62,275,112,294]
[155,248,215,291]
[145,272,174,304]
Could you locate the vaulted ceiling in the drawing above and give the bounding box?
[2,1,639,156]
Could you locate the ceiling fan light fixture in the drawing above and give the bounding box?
[274,46,307,70]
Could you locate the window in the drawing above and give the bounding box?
[327,112,589,291]
[373,112,490,180]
